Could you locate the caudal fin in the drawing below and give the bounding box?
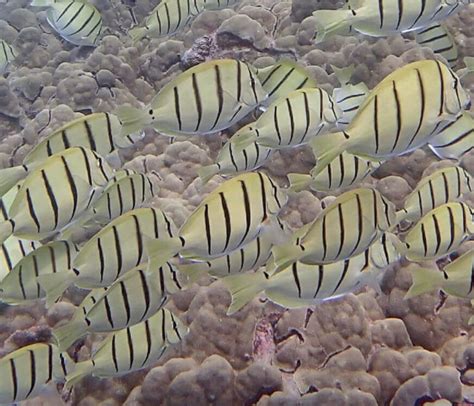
[0,166,27,197]
[178,262,210,284]
[404,267,444,299]
[222,272,268,315]
[37,270,77,308]
[312,9,355,43]
[145,237,182,270]
[30,0,54,6]
[395,209,410,225]
[229,125,257,152]
[115,105,150,138]
[287,173,313,192]
[270,243,304,275]
[53,318,88,352]
[65,360,94,389]
[128,26,148,42]
[309,132,351,178]
[0,221,13,246]
[198,165,219,185]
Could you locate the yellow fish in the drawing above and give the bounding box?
[415,23,459,68]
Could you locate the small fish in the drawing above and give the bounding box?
[224,232,400,314]
[310,60,470,177]
[38,207,176,307]
[0,343,74,404]
[396,166,472,223]
[65,308,188,387]
[414,23,458,68]
[53,261,184,351]
[255,60,317,108]
[0,147,114,244]
[198,136,273,184]
[0,39,17,74]
[0,240,78,305]
[405,248,474,299]
[0,112,143,196]
[231,88,341,151]
[145,172,288,269]
[313,0,469,43]
[428,111,474,160]
[399,202,474,261]
[331,64,370,130]
[288,151,382,193]
[271,188,397,272]
[31,0,103,46]
[116,59,267,138]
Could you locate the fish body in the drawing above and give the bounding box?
[0,147,114,244]
[0,343,73,404]
[415,23,459,67]
[116,59,266,137]
[65,308,188,387]
[53,262,184,351]
[201,0,240,10]
[0,40,17,74]
[231,87,341,150]
[397,166,472,223]
[310,60,470,176]
[271,188,397,272]
[402,202,474,261]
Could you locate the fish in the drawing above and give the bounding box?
[399,202,474,261]
[0,39,17,74]
[224,232,400,314]
[288,151,382,193]
[53,261,185,351]
[0,112,144,196]
[230,87,341,151]
[201,0,240,10]
[65,308,188,387]
[0,343,74,404]
[145,172,288,269]
[310,60,470,177]
[405,248,474,299]
[312,0,469,43]
[198,136,273,184]
[396,166,472,223]
[255,60,317,108]
[0,240,79,305]
[331,64,370,130]
[38,207,177,307]
[271,188,397,273]
[414,23,459,68]
[30,0,103,46]
[0,147,115,244]
[116,59,267,138]
[428,111,474,160]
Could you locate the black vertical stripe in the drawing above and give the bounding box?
[62,3,86,30]
[335,204,345,259]
[435,61,445,117]
[104,295,115,328]
[56,1,75,22]
[239,181,252,246]
[236,60,242,102]
[10,359,18,401]
[111,335,119,372]
[287,98,295,144]
[164,3,171,34]
[139,269,151,321]
[268,68,295,98]
[396,0,403,29]
[41,170,59,229]
[292,263,302,298]
[432,214,442,256]
[25,350,36,399]
[220,193,231,252]
[120,281,131,325]
[333,259,351,295]
[378,0,384,29]
[142,319,152,367]
[126,327,135,369]
[212,65,224,130]
[173,87,182,131]
[273,106,282,145]
[391,81,402,152]
[313,265,324,298]
[204,204,212,255]
[407,69,426,148]
[247,65,259,104]
[105,113,115,152]
[47,345,53,381]
[302,91,311,142]
[446,206,455,252]
[257,172,267,222]
[322,215,328,261]
[133,215,144,266]
[117,183,124,216]
[411,0,427,29]
[421,223,428,257]
[373,96,380,154]
[98,237,105,283]
[130,176,137,210]
[112,226,123,278]
[26,188,41,233]
[192,73,203,131]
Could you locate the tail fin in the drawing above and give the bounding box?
[312,9,355,43]
[65,360,94,389]
[178,262,209,284]
[287,173,313,192]
[115,105,150,138]
[128,26,148,42]
[0,166,27,197]
[309,132,351,177]
[395,209,410,224]
[198,165,219,185]
[30,0,54,6]
[404,267,444,299]
[331,64,355,86]
[270,243,304,275]
[37,270,77,308]
[0,221,14,245]
[222,272,268,315]
[53,318,88,352]
[229,125,258,151]
[145,237,182,270]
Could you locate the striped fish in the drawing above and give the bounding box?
[310,60,470,177]
[231,88,341,151]
[0,112,144,196]
[271,188,397,273]
[397,166,472,223]
[224,232,400,314]
[116,59,267,138]
[0,147,114,244]
[288,151,382,193]
[201,0,240,10]
[198,137,273,184]
[0,343,74,404]
[65,308,188,387]
[145,172,288,268]
[331,65,370,130]
[31,0,103,46]
[38,207,177,307]
[400,202,474,261]
[255,60,317,108]
[0,240,78,305]
[0,40,17,74]
[53,261,185,351]
[313,0,469,43]
[428,111,474,160]
[415,23,458,67]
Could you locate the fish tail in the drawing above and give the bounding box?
[198,165,220,185]
[309,131,351,178]
[65,360,94,389]
[0,165,28,196]
[230,127,258,151]
[115,105,150,137]
[0,220,13,245]
[395,209,410,224]
[30,0,54,6]
[287,173,313,192]
[312,9,355,43]
[404,267,444,299]
[128,26,148,42]
[270,243,304,274]
[222,272,268,315]
[37,270,77,309]
[53,318,88,352]
[178,262,209,284]
[145,237,182,270]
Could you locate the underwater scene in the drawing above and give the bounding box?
[0,0,473,405]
